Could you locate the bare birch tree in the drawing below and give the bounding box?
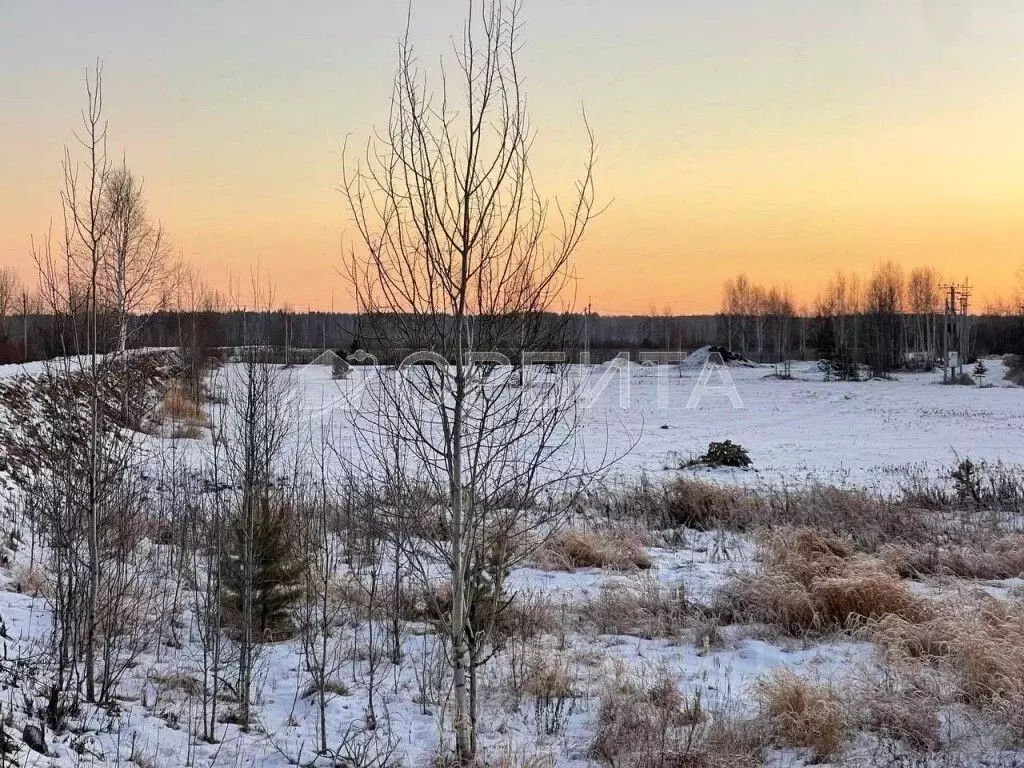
[0,267,16,342]
[102,162,173,355]
[341,1,599,761]
[29,61,116,712]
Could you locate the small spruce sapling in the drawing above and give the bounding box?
[973,359,988,387]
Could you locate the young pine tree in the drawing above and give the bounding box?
[221,498,304,642]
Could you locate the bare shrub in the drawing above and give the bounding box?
[503,591,567,641]
[591,663,706,768]
[716,529,927,634]
[755,669,845,761]
[1003,354,1023,386]
[534,529,652,572]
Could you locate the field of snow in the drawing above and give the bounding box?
[289,357,1024,491]
[3,354,1020,491]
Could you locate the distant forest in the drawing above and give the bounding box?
[2,307,1021,370]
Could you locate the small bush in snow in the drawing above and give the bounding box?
[685,440,751,469]
[973,359,989,386]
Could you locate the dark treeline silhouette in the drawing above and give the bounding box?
[2,307,1020,367]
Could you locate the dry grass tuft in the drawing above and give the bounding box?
[161,381,208,428]
[883,535,1024,580]
[663,479,750,531]
[755,669,845,761]
[868,594,1024,743]
[579,578,689,639]
[609,478,927,552]
[516,651,577,699]
[11,564,50,597]
[849,674,942,752]
[171,423,205,440]
[534,529,652,572]
[761,485,923,551]
[716,528,927,634]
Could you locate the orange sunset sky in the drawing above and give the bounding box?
[3,1,1024,314]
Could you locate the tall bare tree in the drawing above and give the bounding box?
[341,0,598,761]
[30,61,116,707]
[103,162,173,355]
[907,266,940,364]
[865,261,906,377]
[0,267,17,342]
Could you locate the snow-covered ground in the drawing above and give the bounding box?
[287,357,1023,491]
[3,354,1020,491]
[0,353,1021,766]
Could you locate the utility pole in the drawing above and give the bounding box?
[582,300,591,366]
[958,280,971,377]
[940,280,971,381]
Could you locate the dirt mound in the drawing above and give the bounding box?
[679,345,754,370]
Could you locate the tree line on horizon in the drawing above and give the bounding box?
[1,281,1022,367]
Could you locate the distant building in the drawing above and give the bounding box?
[308,349,352,379]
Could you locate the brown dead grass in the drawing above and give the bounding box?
[755,669,845,761]
[490,744,557,768]
[11,564,50,597]
[663,479,750,531]
[534,529,652,572]
[591,663,708,768]
[848,675,942,752]
[516,650,577,699]
[171,423,205,440]
[579,578,689,639]
[148,671,204,698]
[716,528,928,634]
[883,535,1024,580]
[868,593,1024,744]
[612,478,928,551]
[161,381,208,427]
[591,663,765,768]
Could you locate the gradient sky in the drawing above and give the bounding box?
[3,0,1024,313]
